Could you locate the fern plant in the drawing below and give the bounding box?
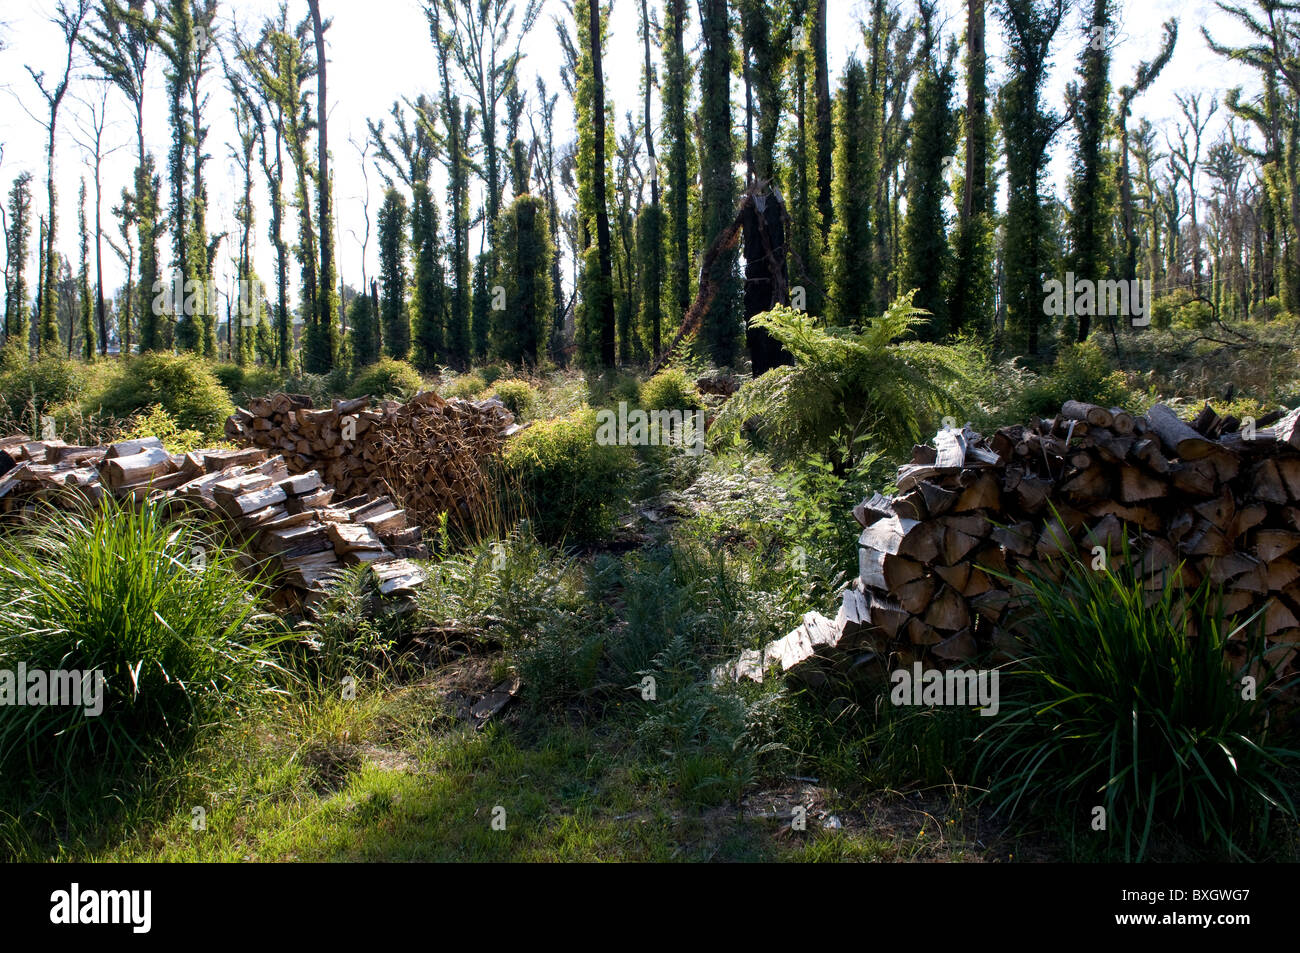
[711,292,971,467]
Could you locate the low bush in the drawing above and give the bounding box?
[348,358,424,401]
[977,551,1299,860]
[639,368,701,413]
[500,407,637,543]
[0,353,85,426]
[118,404,214,454]
[490,378,539,419]
[0,497,285,776]
[92,353,234,436]
[443,371,487,400]
[1013,341,1134,421]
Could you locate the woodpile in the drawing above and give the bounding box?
[225,391,520,531]
[721,401,1300,693]
[0,435,429,614]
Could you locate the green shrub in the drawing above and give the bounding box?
[478,363,508,386]
[0,354,85,425]
[491,378,539,419]
[348,358,423,401]
[639,368,701,413]
[1014,341,1134,421]
[0,497,284,775]
[119,404,215,454]
[443,371,487,400]
[211,363,245,394]
[500,407,637,542]
[978,551,1299,860]
[93,353,234,436]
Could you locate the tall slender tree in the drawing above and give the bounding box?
[83,0,161,354]
[4,173,34,355]
[950,0,992,336]
[304,0,339,372]
[28,0,92,356]
[698,0,740,365]
[899,6,957,337]
[574,0,617,366]
[997,0,1068,356]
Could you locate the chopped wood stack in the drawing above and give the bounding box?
[0,434,429,614]
[225,391,520,531]
[721,401,1300,693]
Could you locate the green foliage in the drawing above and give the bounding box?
[696,0,741,366]
[410,181,445,371]
[0,352,85,424]
[1151,290,1213,331]
[829,58,878,322]
[500,407,637,543]
[492,194,554,365]
[119,404,212,454]
[0,497,284,775]
[478,363,508,386]
[711,294,970,465]
[490,378,539,419]
[443,371,487,400]
[898,18,957,336]
[978,550,1299,860]
[348,358,423,401]
[349,292,381,368]
[1014,341,1134,421]
[639,368,701,413]
[94,353,234,436]
[377,187,410,360]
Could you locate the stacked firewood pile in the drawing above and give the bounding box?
[0,435,428,613]
[722,400,1300,689]
[225,391,520,530]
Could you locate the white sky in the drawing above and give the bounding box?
[0,0,1259,309]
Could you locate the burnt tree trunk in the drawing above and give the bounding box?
[743,187,793,376]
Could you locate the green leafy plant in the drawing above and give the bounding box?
[0,353,85,425]
[348,358,424,400]
[92,353,235,436]
[500,408,637,543]
[0,497,287,776]
[711,293,969,466]
[442,371,488,400]
[1014,341,1134,421]
[639,367,702,413]
[118,404,217,454]
[490,378,540,419]
[977,550,1299,860]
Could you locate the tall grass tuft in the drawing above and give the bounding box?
[977,551,1299,860]
[0,497,286,778]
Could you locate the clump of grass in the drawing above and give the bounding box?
[977,551,1299,860]
[0,496,288,779]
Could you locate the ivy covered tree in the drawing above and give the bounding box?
[82,0,162,355]
[1066,0,1118,343]
[950,0,994,336]
[828,58,874,321]
[573,0,616,367]
[3,173,33,355]
[898,4,957,337]
[659,0,693,331]
[492,194,554,364]
[698,0,741,365]
[303,0,339,373]
[78,179,95,360]
[997,0,1068,356]
[377,187,410,360]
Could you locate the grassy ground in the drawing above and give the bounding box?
[4,328,1300,863]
